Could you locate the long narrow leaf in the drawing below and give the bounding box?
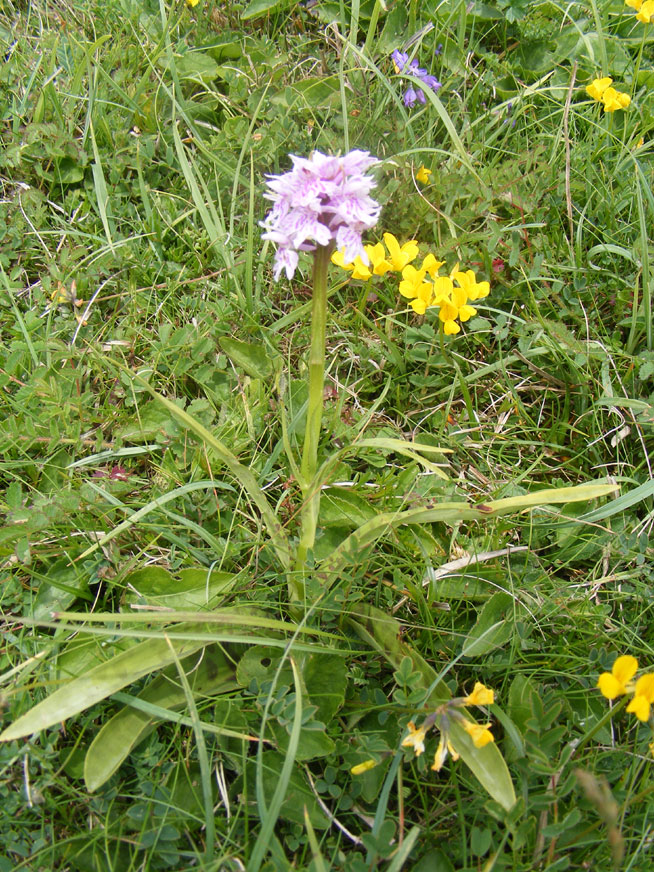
[317,483,617,585]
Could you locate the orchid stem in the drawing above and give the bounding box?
[291,244,331,600]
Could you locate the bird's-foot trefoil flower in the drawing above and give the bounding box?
[626,674,654,721]
[462,720,495,748]
[416,165,432,184]
[431,737,460,772]
[602,87,631,112]
[383,232,419,271]
[402,720,429,756]
[585,77,631,112]
[463,682,495,707]
[636,0,654,22]
[586,77,613,101]
[597,655,638,699]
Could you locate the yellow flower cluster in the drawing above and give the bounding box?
[332,232,419,280]
[399,258,490,332]
[401,682,496,773]
[598,655,654,721]
[332,234,490,336]
[626,0,654,23]
[585,77,631,112]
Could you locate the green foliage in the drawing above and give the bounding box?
[0,0,653,869]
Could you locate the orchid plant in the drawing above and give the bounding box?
[1,148,619,817]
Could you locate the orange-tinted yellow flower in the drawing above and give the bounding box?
[586,77,613,102]
[597,655,638,699]
[462,721,494,748]
[383,233,419,271]
[416,165,432,184]
[402,720,428,756]
[464,682,495,707]
[602,87,631,112]
[636,0,654,22]
[626,674,654,721]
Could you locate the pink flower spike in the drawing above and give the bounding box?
[261,150,381,280]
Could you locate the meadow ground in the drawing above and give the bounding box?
[1,1,654,869]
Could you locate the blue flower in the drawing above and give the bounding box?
[392,49,442,109]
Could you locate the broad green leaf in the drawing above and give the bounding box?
[461,592,514,657]
[220,336,276,379]
[123,566,236,610]
[317,482,617,588]
[241,0,291,20]
[84,647,237,791]
[270,720,335,760]
[32,559,91,621]
[55,633,134,681]
[176,52,221,83]
[0,628,213,742]
[319,487,377,529]
[303,653,346,723]
[250,659,305,871]
[272,76,341,110]
[236,645,294,689]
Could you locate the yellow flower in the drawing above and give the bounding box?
[409,282,436,315]
[597,655,638,699]
[186,0,200,7]
[636,137,645,148]
[462,721,494,748]
[364,242,392,276]
[602,87,631,112]
[351,759,379,775]
[383,233,419,271]
[402,720,428,756]
[431,737,459,771]
[350,257,373,280]
[625,0,643,10]
[636,0,654,21]
[416,165,432,184]
[331,249,353,270]
[399,264,427,299]
[453,269,490,301]
[421,253,445,278]
[464,682,495,707]
[586,77,613,102]
[626,674,654,721]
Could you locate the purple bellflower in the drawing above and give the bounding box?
[260,150,381,281]
[392,49,442,108]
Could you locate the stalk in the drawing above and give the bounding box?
[290,244,331,600]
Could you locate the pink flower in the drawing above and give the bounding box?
[260,150,381,280]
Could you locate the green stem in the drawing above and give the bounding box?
[291,245,331,599]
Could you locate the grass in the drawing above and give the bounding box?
[1,0,654,869]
